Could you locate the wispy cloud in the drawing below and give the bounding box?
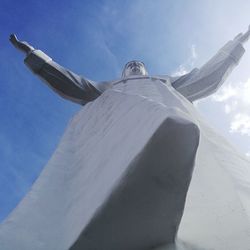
[191,44,197,60]
[172,44,198,76]
[172,65,189,77]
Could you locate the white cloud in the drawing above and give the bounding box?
[212,84,237,102]
[172,65,188,77]
[212,79,250,104]
[211,78,250,136]
[230,113,250,136]
[241,81,250,105]
[172,44,197,77]
[246,151,250,158]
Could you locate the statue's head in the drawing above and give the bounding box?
[122,61,148,78]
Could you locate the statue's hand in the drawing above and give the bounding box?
[9,34,34,54]
[9,34,19,47]
[234,25,250,44]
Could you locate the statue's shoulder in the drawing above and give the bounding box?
[93,80,115,92]
[97,75,176,91]
[151,75,172,85]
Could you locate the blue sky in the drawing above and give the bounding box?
[0,0,250,222]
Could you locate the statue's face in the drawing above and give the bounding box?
[122,61,148,78]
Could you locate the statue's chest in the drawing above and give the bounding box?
[112,77,171,99]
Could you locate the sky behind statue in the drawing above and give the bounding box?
[1,0,250,222]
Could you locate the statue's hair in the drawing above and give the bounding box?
[122,60,148,78]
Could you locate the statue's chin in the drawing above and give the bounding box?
[130,72,142,76]
[122,68,148,78]
[124,71,145,77]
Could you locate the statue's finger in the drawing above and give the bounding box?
[9,34,18,43]
[9,34,14,41]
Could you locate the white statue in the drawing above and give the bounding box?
[1,26,249,250]
[9,26,250,104]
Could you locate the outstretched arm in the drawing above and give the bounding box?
[9,34,101,105]
[171,26,250,102]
